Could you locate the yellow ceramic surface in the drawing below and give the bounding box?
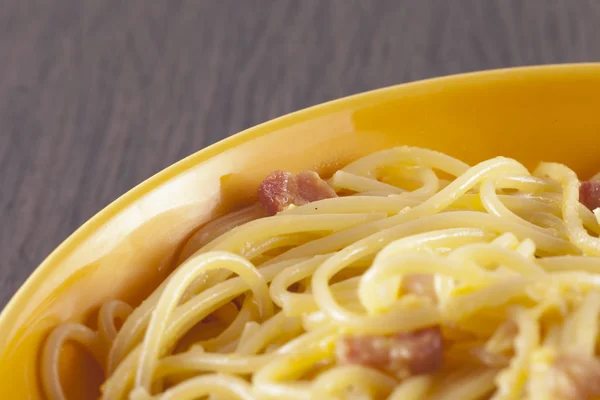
[1,64,600,398]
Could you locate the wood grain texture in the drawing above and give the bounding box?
[1,0,600,308]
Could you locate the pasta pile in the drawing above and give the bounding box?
[41,147,600,400]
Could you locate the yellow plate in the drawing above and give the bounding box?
[1,64,600,399]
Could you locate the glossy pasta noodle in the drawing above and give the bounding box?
[40,146,600,400]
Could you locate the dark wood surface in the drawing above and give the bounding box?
[1,0,600,308]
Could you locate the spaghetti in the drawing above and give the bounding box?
[41,146,600,399]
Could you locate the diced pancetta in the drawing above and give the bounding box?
[336,326,444,379]
[257,170,337,215]
[551,355,600,400]
[580,180,600,212]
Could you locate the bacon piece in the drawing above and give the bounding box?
[336,326,444,379]
[257,171,297,216]
[257,170,337,215]
[580,180,600,211]
[295,171,337,203]
[551,355,600,400]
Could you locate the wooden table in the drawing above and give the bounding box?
[1,0,599,307]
